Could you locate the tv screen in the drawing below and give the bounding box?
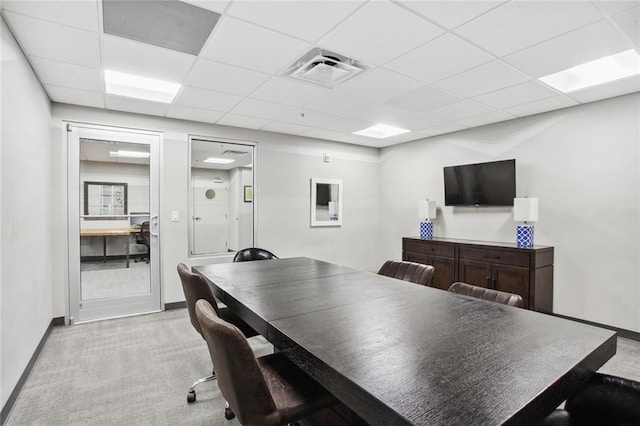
[444,159,516,206]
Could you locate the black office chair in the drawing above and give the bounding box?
[540,373,640,426]
[134,221,150,263]
[233,247,278,262]
[195,299,338,425]
[176,263,258,403]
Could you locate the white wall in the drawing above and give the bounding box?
[1,18,53,407]
[50,104,381,315]
[380,93,640,332]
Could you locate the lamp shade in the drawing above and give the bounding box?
[419,200,437,220]
[513,198,539,222]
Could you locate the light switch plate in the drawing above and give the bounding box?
[171,211,179,222]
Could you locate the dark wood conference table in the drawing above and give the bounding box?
[193,257,617,426]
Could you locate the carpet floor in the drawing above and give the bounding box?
[5,309,640,425]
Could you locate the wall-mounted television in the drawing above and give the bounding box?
[444,159,516,206]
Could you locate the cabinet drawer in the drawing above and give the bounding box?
[459,247,529,267]
[404,240,455,258]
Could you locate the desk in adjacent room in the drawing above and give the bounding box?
[193,257,616,426]
[80,228,139,268]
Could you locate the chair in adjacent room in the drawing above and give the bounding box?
[233,247,279,262]
[447,282,523,307]
[134,221,150,263]
[540,372,640,426]
[377,260,435,286]
[177,263,258,403]
[195,298,338,425]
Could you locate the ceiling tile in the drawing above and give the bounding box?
[346,103,412,125]
[185,59,270,96]
[227,0,365,42]
[432,99,494,122]
[250,77,330,107]
[457,110,517,128]
[175,86,243,111]
[201,17,310,74]
[3,11,100,67]
[230,98,294,121]
[454,1,602,56]
[179,0,232,14]
[567,76,640,104]
[385,85,463,111]
[397,1,506,29]
[473,81,559,109]
[2,0,99,32]
[337,68,423,102]
[319,117,372,133]
[280,109,340,127]
[504,95,579,117]
[503,20,631,78]
[385,34,494,84]
[419,122,470,138]
[434,60,530,98]
[318,0,445,66]
[597,1,639,15]
[262,121,313,135]
[105,95,170,116]
[613,5,640,47]
[102,35,196,82]
[305,92,372,116]
[166,105,224,124]
[45,85,104,109]
[301,128,350,143]
[30,57,102,92]
[388,111,444,131]
[217,113,270,129]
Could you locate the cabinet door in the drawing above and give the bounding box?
[492,264,530,308]
[430,255,455,291]
[458,259,491,288]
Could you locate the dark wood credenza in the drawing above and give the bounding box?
[402,237,554,313]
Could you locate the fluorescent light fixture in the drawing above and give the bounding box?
[539,49,640,93]
[104,70,181,103]
[109,150,150,159]
[204,157,235,164]
[353,124,410,139]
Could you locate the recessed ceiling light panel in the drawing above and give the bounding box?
[353,124,410,139]
[286,48,366,87]
[109,150,151,159]
[539,49,640,93]
[105,70,181,103]
[204,157,235,164]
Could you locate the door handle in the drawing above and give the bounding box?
[150,215,159,237]
[194,216,202,221]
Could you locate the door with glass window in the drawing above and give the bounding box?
[67,124,161,323]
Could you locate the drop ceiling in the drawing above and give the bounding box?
[2,0,639,148]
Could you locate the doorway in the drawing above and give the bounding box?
[67,124,161,323]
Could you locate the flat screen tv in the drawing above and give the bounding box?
[444,159,516,206]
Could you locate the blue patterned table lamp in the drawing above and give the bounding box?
[514,197,539,248]
[419,200,437,240]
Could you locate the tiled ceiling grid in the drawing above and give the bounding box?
[2,0,639,148]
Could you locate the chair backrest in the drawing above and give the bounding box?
[564,373,640,425]
[233,248,278,262]
[176,263,220,335]
[377,260,435,286]
[195,299,279,425]
[136,221,150,245]
[448,282,523,307]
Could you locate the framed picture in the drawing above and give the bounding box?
[310,178,342,227]
[244,185,253,203]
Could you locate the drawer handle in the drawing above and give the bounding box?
[484,255,500,259]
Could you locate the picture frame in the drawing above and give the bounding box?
[310,178,343,227]
[244,185,253,203]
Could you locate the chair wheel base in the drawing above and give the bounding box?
[187,390,196,403]
[225,407,235,420]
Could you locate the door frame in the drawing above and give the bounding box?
[65,122,163,324]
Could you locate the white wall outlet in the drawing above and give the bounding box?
[171,211,179,222]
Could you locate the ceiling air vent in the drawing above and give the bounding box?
[286,49,366,88]
[221,150,249,156]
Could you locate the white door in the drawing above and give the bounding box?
[191,177,229,254]
[67,124,161,323]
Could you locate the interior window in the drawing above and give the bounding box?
[189,137,254,256]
